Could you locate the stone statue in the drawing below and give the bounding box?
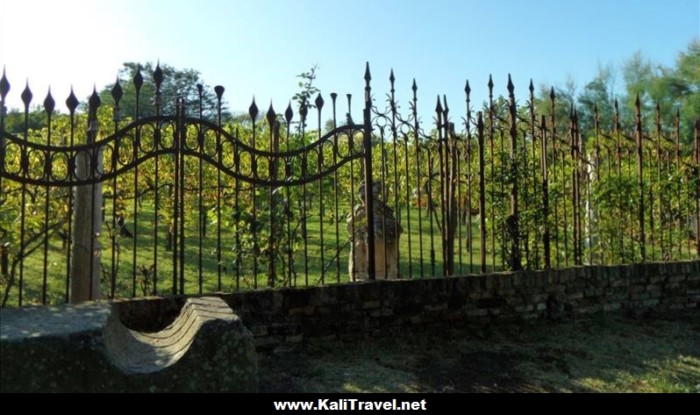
[347,181,402,281]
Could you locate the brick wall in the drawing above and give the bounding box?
[212,261,699,350]
[114,261,699,351]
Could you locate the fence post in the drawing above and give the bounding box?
[363,63,376,280]
[70,90,103,303]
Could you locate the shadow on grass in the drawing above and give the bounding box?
[258,310,700,393]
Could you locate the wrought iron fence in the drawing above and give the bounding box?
[1,64,698,307]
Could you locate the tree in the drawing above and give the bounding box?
[577,63,617,135]
[98,62,231,121]
[2,106,48,135]
[667,39,700,146]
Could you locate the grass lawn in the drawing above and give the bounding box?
[3,196,511,306]
[259,310,700,393]
[3,189,697,307]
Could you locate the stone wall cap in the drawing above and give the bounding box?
[1,302,111,341]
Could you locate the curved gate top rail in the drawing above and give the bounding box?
[0,63,380,308]
[0,64,376,188]
[0,118,367,187]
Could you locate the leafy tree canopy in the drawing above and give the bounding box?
[98,62,232,121]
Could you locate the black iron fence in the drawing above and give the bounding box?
[1,64,699,307]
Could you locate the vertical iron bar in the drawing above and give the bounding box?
[269,104,279,287]
[378,125,388,279]
[172,98,181,295]
[477,112,487,273]
[577,112,584,266]
[666,145,673,260]
[586,130,592,265]
[685,124,693,259]
[197,84,206,294]
[575,110,583,265]
[694,120,700,258]
[197,84,204,294]
[110,82,121,298]
[363,63,376,280]
[675,112,681,259]
[593,105,602,264]
[635,95,646,262]
[529,80,539,269]
[561,108,569,267]
[66,90,78,303]
[133,69,142,296]
[651,103,662,262]
[402,90,413,278]
[488,76,496,271]
[427,143,436,276]
[179,98,186,295]
[347,94,357,281]
[234,131,241,290]
[389,71,401,278]
[331,93,341,283]
[153,66,162,295]
[300,101,309,286]
[604,141,612,262]
[18,86,29,306]
[315,95,326,284]
[499,128,506,270]
[435,97,446,275]
[42,91,55,304]
[541,115,551,269]
[250,100,259,289]
[0,70,6,202]
[411,82,424,278]
[507,76,521,271]
[444,97,457,276]
[0,75,7,298]
[550,89,560,267]
[465,81,474,274]
[614,101,624,263]
[87,90,100,301]
[284,104,294,286]
[570,108,580,265]
[449,101,459,276]
[457,117,463,274]
[215,86,224,291]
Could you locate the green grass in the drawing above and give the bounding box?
[259,311,700,393]
[2,196,508,306]
[3,189,697,307]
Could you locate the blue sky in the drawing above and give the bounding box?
[1,0,698,117]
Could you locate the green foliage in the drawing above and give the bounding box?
[97,62,231,121]
[539,39,700,147]
[292,64,321,130]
